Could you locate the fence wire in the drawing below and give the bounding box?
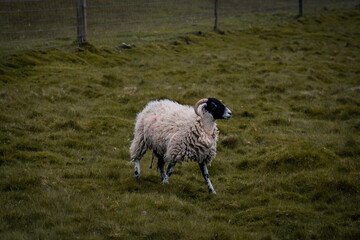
[0,0,358,55]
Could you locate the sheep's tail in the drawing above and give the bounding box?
[194,98,208,116]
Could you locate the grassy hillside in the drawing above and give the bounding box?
[1,9,359,240]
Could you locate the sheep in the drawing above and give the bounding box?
[130,98,232,193]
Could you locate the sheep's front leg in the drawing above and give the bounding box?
[199,162,216,194]
[133,158,141,179]
[157,156,167,183]
[166,163,176,178]
[161,162,176,184]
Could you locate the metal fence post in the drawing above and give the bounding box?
[299,0,303,17]
[214,0,219,31]
[78,0,87,43]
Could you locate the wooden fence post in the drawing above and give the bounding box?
[299,0,303,17]
[78,0,87,43]
[214,0,219,31]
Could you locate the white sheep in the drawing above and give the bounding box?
[130,98,232,193]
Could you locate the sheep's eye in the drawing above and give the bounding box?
[211,102,217,109]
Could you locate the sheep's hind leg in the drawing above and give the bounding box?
[130,135,147,179]
[199,162,216,194]
[149,152,156,169]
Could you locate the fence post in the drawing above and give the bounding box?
[77,0,87,43]
[299,0,303,17]
[214,0,219,31]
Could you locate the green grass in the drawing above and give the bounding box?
[1,9,360,240]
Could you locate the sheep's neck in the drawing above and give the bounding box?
[200,113,216,136]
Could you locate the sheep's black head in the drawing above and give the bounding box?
[204,98,232,120]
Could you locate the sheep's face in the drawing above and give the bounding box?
[204,98,232,120]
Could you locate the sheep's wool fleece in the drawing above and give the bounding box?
[130,99,219,165]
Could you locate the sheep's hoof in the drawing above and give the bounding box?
[161,177,169,184]
[209,189,216,194]
[134,172,140,179]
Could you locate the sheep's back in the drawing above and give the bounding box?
[136,99,196,153]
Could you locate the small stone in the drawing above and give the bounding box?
[121,43,133,49]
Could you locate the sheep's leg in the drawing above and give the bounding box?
[166,163,176,178]
[161,162,176,184]
[149,152,155,169]
[134,158,141,179]
[157,156,167,183]
[130,134,147,179]
[199,162,216,194]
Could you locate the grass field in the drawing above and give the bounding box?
[1,0,358,54]
[1,8,360,240]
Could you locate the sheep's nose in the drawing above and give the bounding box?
[223,108,232,119]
